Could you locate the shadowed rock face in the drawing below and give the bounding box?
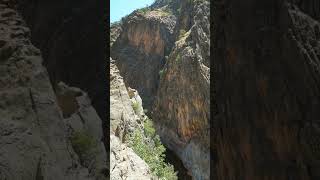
[213,0,320,179]
[14,0,107,122]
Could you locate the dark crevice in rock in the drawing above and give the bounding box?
[35,157,44,180]
[29,88,40,125]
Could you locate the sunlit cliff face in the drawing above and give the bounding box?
[124,14,167,56]
[126,24,165,55]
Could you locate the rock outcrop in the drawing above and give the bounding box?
[213,0,320,179]
[110,58,143,141]
[110,134,153,180]
[110,58,155,179]
[56,82,108,179]
[111,6,176,110]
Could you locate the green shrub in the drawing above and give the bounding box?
[155,9,171,16]
[137,6,150,14]
[131,101,139,113]
[71,131,96,159]
[178,29,187,40]
[128,118,177,180]
[159,69,164,78]
[144,117,156,138]
[175,54,181,62]
[177,7,182,14]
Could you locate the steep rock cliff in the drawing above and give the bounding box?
[110,58,155,179]
[153,0,210,179]
[111,6,176,110]
[110,58,143,141]
[213,0,320,179]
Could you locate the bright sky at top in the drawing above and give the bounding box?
[110,0,155,23]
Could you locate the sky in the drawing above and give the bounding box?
[110,0,155,23]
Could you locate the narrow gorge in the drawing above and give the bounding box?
[110,0,210,179]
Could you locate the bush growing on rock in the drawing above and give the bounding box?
[128,118,177,180]
[159,69,164,78]
[144,117,156,138]
[178,29,187,40]
[71,130,97,164]
[131,101,140,113]
[137,6,150,14]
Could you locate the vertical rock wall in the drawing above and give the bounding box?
[111,9,176,110]
[213,0,320,179]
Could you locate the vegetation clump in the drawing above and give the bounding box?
[154,9,172,16]
[159,69,164,78]
[127,117,178,180]
[178,29,187,40]
[137,6,150,14]
[131,101,140,113]
[71,130,97,165]
[175,54,181,62]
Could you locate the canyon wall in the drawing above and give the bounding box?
[153,1,210,179]
[213,0,320,179]
[110,58,156,180]
[111,8,176,110]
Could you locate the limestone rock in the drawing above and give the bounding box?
[111,7,176,109]
[153,1,210,179]
[110,58,143,141]
[56,82,108,179]
[110,134,153,180]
